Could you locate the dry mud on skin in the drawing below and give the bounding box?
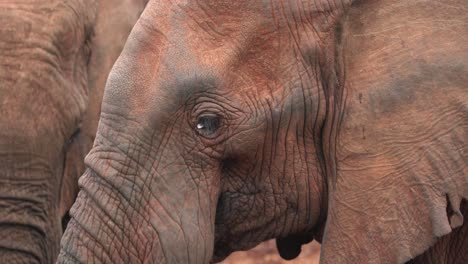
[221,240,320,264]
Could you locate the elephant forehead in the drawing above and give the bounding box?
[0,0,97,38]
[126,0,337,98]
[0,1,98,138]
[0,0,97,73]
[102,0,349,124]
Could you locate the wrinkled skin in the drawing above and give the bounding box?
[0,0,147,263]
[59,0,467,263]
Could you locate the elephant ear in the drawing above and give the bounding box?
[319,0,467,263]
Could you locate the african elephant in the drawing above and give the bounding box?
[0,0,147,262]
[59,0,467,263]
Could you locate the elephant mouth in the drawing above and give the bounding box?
[212,192,241,262]
[211,240,232,263]
[212,238,261,263]
[212,193,230,262]
[212,192,261,262]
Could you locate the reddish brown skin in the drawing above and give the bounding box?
[0,0,147,263]
[59,0,467,263]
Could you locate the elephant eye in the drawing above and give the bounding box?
[65,128,81,150]
[196,114,221,137]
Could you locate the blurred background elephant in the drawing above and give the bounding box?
[58,0,467,263]
[0,0,148,262]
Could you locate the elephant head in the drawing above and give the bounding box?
[0,0,147,262]
[59,0,467,263]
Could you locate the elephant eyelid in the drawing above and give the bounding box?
[66,128,81,148]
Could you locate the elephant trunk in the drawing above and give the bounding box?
[0,123,67,262]
[0,221,57,264]
[59,161,219,264]
[0,158,62,263]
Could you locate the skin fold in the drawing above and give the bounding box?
[58,0,467,263]
[0,0,147,263]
